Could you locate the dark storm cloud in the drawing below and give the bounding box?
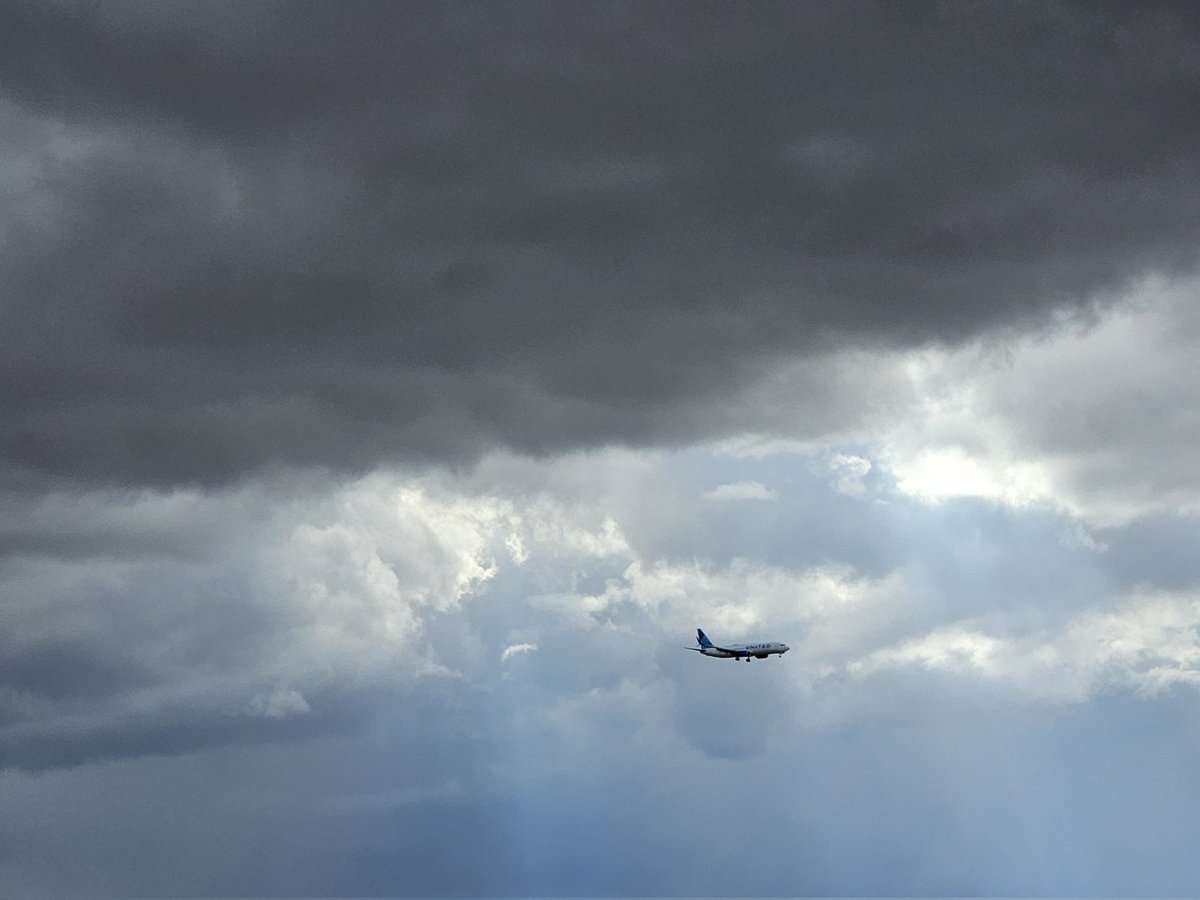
[3,0,1200,486]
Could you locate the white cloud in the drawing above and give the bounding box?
[702,480,777,501]
[885,444,1054,508]
[1058,522,1109,553]
[263,477,510,680]
[248,688,311,719]
[0,474,527,763]
[849,590,1200,703]
[827,453,872,497]
[709,276,1200,527]
[501,642,538,662]
[874,276,1200,524]
[505,532,529,565]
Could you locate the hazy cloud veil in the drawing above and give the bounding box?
[3,2,1200,895]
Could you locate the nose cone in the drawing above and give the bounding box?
[782,645,790,654]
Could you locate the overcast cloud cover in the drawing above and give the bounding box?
[3,1,1200,895]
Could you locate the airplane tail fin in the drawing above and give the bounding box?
[696,628,714,649]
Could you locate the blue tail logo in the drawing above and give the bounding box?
[696,628,714,649]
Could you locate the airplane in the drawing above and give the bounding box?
[687,628,789,661]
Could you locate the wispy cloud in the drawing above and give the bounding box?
[702,481,778,501]
[501,642,538,662]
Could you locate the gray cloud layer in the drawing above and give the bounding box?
[3,1,1200,486]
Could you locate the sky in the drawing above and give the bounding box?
[3,1,1200,895]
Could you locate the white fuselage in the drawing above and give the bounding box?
[701,641,790,659]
